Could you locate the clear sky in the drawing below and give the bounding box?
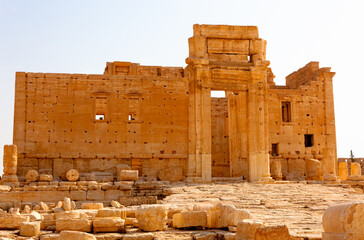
[1,0,364,173]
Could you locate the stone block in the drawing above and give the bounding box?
[119,170,138,181]
[40,233,59,240]
[55,211,80,220]
[39,174,53,182]
[66,169,80,181]
[0,215,29,229]
[87,189,105,201]
[136,204,168,231]
[82,202,104,210]
[58,230,96,240]
[228,209,252,227]
[26,170,39,182]
[117,164,131,180]
[119,196,157,206]
[122,233,154,240]
[207,203,236,228]
[339,162,349,181]
[236,219,265,240]
[56,218,92,232]
[97,208,126,219]
[19,221,41,237]
[322,202,364,239]
[255,225,291,240]
[70,190,87,201]
[306,158,322,180]
[158,167,183,182]
[173,211,207,228]
[351,162,362,176]
[270,159,282,180]
[92,217,125,233]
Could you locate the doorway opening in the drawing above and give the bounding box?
[211,90,230,177]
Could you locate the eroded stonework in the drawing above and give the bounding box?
[13,24,337,182]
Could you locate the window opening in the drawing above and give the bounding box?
[271,143,278,156]
[281,101,291,122]
[304,134,314,147]
[95,114,104,120]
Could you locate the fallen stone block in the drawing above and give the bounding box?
[39,174,53,182]
[66,169,80,182]
[0,215,30,229]
[55,211,80,220]
[173,211,207,228]
[193,232,217,240]
[19,221,41,237]
[228,209,252,227]
[40,233,59,240]
[111,200,123,208]
[207,203,236,228]
[119,196,157,206]
[117,164,131,180]
[322,201,364,240]
[82,202,104,210]
[236,219,265,240]
[119,170,138,181]
[255,225,291,240]
[58,230,96,240]
[97,208,126,219]
[122,232,154,240]
[26,170,39,182]
[136,204,168,231]
[93,217,125,233]
[0,185,11,192]
[56,218,92,232]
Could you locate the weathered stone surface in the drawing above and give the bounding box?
[136,204,168,231]
[322,201,364,239]
[207,203,236,228]
[62,197,72,211]
[97,208,126,219]
[56,218,92,232]
[82,202,103,210]
[306,158,322,180]
[58,230,96,240]
[0,215,29,229]
[117,164,131,180]
[111,200,123,208]
[39,174,53,182]
[3,145,17,175]
[173,211,207,228]
[236,219,265,240]
[255,225,291,240]
[228,209,252,227]
[66,169,79,182]
[26,170,39,182]
[0,185,11,192]
[119,170,138,181]
[122,233,154,240]
[93,217,125,233]
[158,167,183,182]
[19,221,41,237]
[339,161,349,181]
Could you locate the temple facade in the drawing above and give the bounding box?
[12,24,337,182]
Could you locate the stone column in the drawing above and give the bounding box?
[338,161,348,181]
[1,145,19,185]
[247,68,272,182]
[351,162,361,176]
[322,71,337,180]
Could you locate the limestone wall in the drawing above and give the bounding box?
[268,62,337,180]
[14,65,188,180]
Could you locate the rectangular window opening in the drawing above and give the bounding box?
[281,101,291,122]
[128,113,136,121]
[304,134,314,147]
[95,114,105,120]
[271,143,278,156]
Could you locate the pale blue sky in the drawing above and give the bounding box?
[1,0,364,173]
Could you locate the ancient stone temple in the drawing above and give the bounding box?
[12,24,337,182]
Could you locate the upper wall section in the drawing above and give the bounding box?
[285,62,333,89]
[104,61,184,78]
[188,24,267,65]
